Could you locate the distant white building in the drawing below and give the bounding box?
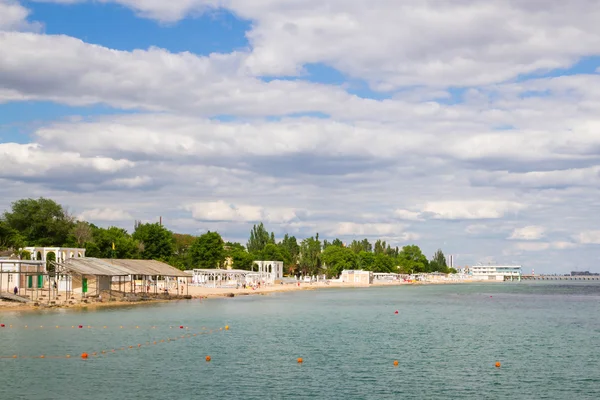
[470,265,522,281]
[340,270,373,285]
[22,247,86,291]
[23,247,86,263]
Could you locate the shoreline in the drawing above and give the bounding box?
[0,279,499,313]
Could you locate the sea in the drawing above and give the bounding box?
[1,282,599,399]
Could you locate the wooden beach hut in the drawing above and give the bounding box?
[54,258,190,301]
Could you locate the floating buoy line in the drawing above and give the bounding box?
[0,324,229,360]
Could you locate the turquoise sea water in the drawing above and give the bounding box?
[1,282,600,399]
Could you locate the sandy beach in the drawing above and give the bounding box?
[0,278,490,313]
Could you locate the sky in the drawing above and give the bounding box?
[1,0,600,273]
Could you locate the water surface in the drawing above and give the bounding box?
[1,282,599,399]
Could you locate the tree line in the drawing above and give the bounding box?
[0,198,457,277]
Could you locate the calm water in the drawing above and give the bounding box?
[1,282,600,399]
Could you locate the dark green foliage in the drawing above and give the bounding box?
[1,197,456,277]
[321,245,357,278]
[3,198,74,246]
[397,245,429,274]
[190,231,225,269]
[429,249,449,273]
[132,223,175,260]
[247,222,274,254]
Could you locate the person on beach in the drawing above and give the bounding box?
[14,286,18,295]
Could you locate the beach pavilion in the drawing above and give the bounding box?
[192,269,249,288]
[0,259,46,302]
[52,257,191,301]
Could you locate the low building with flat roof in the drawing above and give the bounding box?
[340,270,373,285]
[470,265,522,281]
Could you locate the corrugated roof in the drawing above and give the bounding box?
[61,258,188,277]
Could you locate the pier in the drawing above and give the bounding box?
[520,275,600,281]
[0,291,33,303]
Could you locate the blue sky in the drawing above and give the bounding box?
[2,0,600,273]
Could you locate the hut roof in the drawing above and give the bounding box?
[62,258,188,277]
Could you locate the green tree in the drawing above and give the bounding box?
[0,220,24,250]
[225,242,254,270]
[190,231,225,269]
[397,245,429,274]
[247,222,274,254]
[132,223,175,260]
[299,234,321,275]
[321,245,357,278]
[374,240,387,254]
[429,249,449,273]
[331,238,344,247]
[70,221,93,247]
[3,198,75,246]
[373,253,395,273]
[350,238,372,253]
[278,234,300,269]
[167,233,196,269]
[257,243,284,261]
[85,226,140,259]
[357,251,376,270]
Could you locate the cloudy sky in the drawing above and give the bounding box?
[1,0,600,273]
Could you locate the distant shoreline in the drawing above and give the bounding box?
[0,279,501,314]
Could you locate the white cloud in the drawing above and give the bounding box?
[331,222,405,237]
[108,176,153,188]
[513,241,579,252]
[422,201,527,220]
[34,0,600,89]
[0,143,134,178]
[186,201,302,224]
[394,209,423,221]
[78,208,133,221]
[0,0,42,32]
[574,230,600,245]
[509,226,546,240]
[0,1,599,274]
[465,224,488,235]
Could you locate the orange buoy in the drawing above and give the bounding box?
[81,352,89,359]
[393,360,399,366]
[205,356,211,362]
[40,355,45,359]
[225,325,229,330]
[12,355,17,358]
[138,344,142,347]
[297,358,303,364]
[495,362,501,368]
[66,355,71,358]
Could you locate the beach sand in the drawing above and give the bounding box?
[0,278,487,313]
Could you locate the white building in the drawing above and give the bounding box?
[340,270,373,285]
[470,265,522,281]
[0,260,45,293]
[22,247,86,291]
[253,261,284,284]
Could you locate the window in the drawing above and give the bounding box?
[8,274,13,282]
